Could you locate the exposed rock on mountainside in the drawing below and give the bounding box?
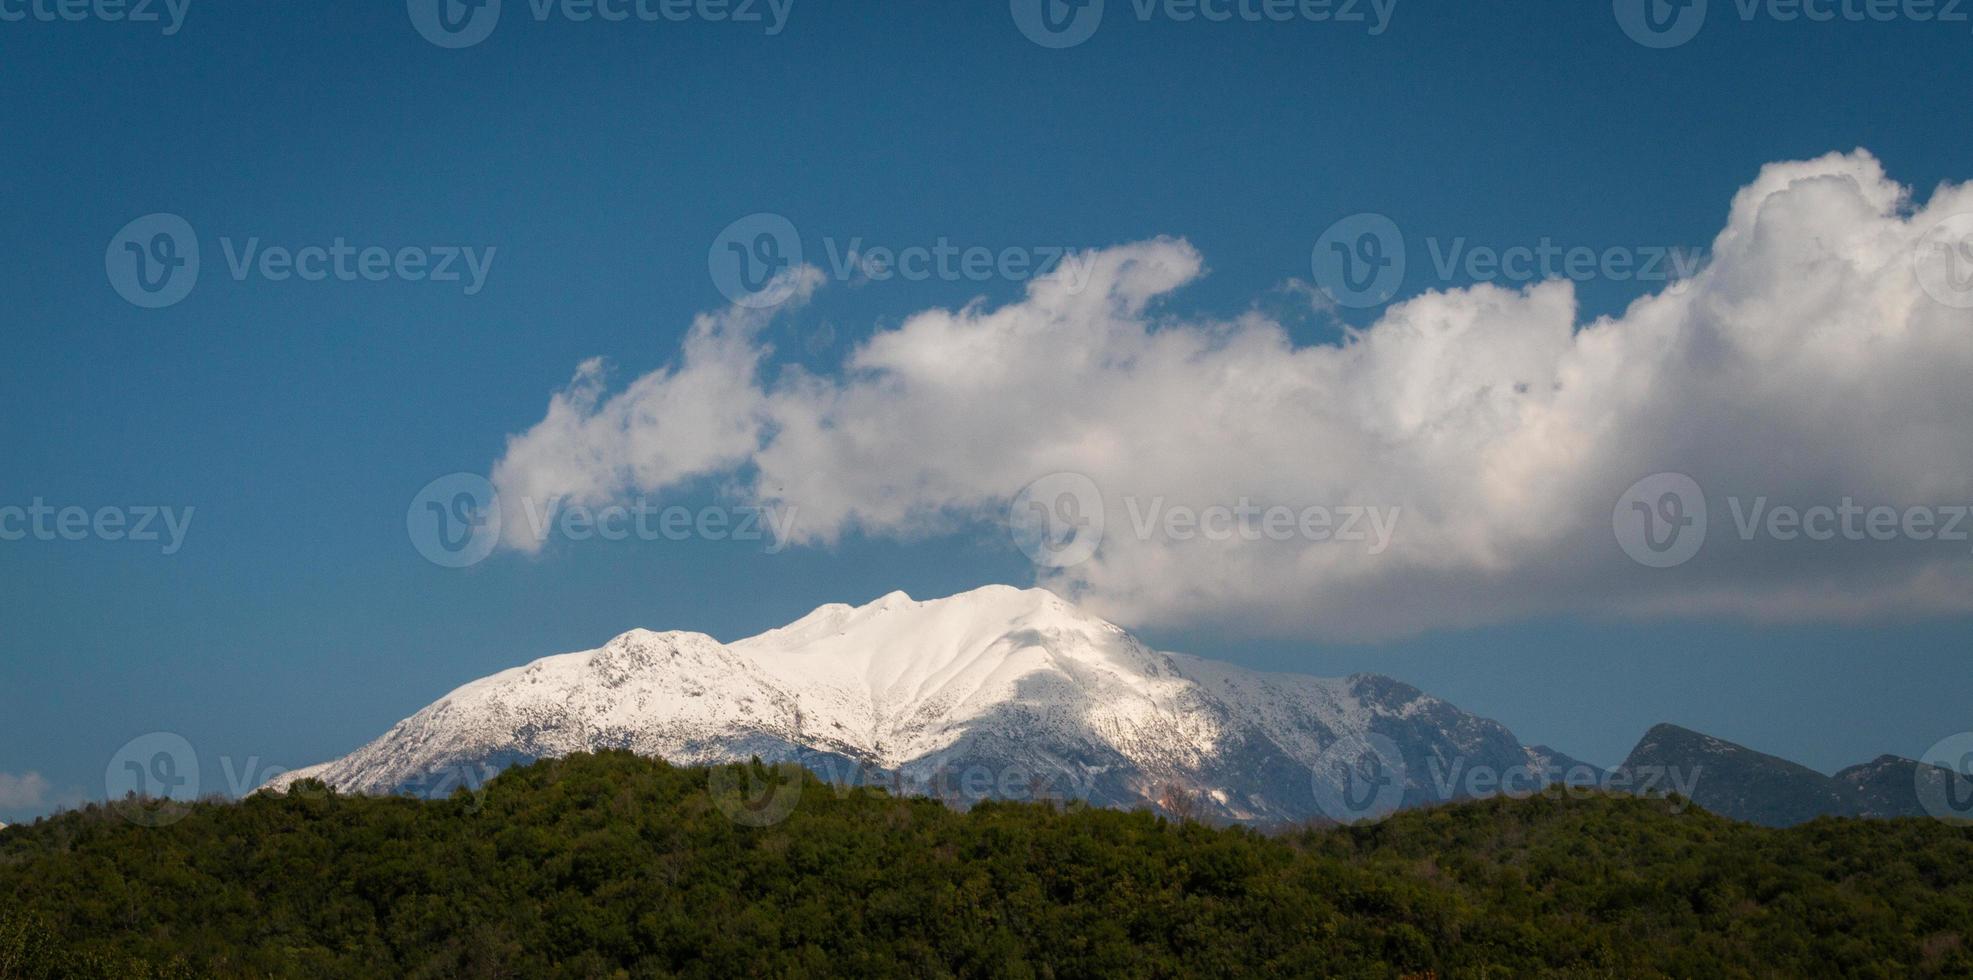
[266,586,1574,823]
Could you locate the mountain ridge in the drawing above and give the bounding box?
[1618,722,1972,826]
[264,586,1971,827]
[265,585,1578,824]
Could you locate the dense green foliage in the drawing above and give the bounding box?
[2,751,1970,978]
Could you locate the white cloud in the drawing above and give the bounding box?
[489,150,1973,640]
[0,771,49,809]
[489,266,822,553]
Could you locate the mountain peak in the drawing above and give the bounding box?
[1636,722,1709,742]
[860,584,1071,613]
[604,627,714,648]
[262,586,1566,823]
[1622,723,1855,826]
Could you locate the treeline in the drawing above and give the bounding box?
[2,750,1970,977]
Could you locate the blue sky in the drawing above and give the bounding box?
[3,0,1972,820]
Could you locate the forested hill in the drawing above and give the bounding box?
[3,751,1971,978]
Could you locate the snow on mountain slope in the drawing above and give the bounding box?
[265,585,1572,823]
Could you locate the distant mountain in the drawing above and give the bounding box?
[1836,754,1973,820]
[1620,723,1854,826]
[260,586,1965,828]
[1527,744,1605,784]
[265,585,1579,824]
[1619,724,1972,826]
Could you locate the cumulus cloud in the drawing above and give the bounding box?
[489,266,823,552]
[0,771,49,809]
[489,150,1973,639]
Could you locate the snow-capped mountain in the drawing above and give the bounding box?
[265,586,1583,823]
